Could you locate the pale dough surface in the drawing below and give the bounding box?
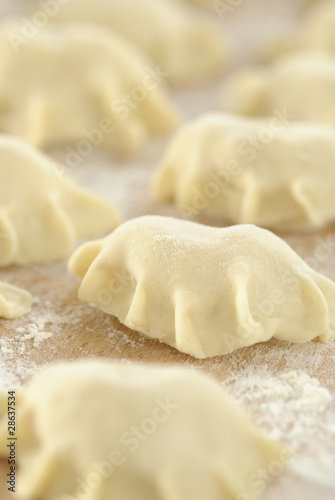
[0,281,32,319]
[27,0,229,86]
[69,216,335,358]
[300,0,335,51]
[153,112,335,230]
[262,0,335,61]
[0,20,179,154]
[221,53,335,130]
[0,135,121,266]
[180,0,212,7]
[0,360,288,500]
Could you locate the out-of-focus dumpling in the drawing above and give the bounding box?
[153,113,335,230]
[69,216,335,358]
[27,0,230,86]
[299,0,335,53]
[180,0,213,7]
[0,135,121,266]
[0,360,290,500]
[262,0,335,62]
[220,53,335,130]
[0,281,32,319]
[0,21,179,154]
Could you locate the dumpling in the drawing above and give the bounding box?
[0,21,179,154]
[262,0,335,62]
[0,281,32,319]
[153,112,335,230]
[221,53,335,130]
[0,360,289,500]
[298,0,335,55]
[68,216,335,358]
[0,135,121,266]
[179,0,212,7]
[26,0,229,86]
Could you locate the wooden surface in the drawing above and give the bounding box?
[1,0,335,499]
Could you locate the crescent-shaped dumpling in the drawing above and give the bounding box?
[0,281,32,319]
[68,216,335,358]
[262,0,335,62]
[221,53,335,130]
[0,21,179,154]
[25,0,229,86]
[0,361,289,500]
[0,135,121,266]
[153,113,335,230]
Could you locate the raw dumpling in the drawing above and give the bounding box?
[153,112,335,230]
[26,0,229,86]
[68,216,335,358]
[0,281,32,319]
[300,0,335,53]
[262,0,335,62]
[221,53,335,130]
[0,360,289,500]
[179,0,212,7]
[0,135,121,266]
[0,21,179,154]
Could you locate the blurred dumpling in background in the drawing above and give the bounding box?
[153,113,335,230]
[0,281,32,319]
[262,0,335,62]
[294,0,335,54]
[0,135,121,266]
[0,20,179,155]
[179,0,213,8]
[27,0,230,86]
[220,53,335,130]
[0,361,289,500]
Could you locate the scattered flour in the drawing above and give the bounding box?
[15,312,58,346]
[0,298,87,391]
[225,367,335,464]
[0,336,37,391]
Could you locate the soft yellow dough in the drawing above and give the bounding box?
[27,0,229,86]
[0,281,32,319]
[0,361,289,500]
[221,53,335,130]
[153,113,335,230]
[68,216,335,358]
[262,0,335,62]
[300,0,335,53]
[180,0,213,7]
[0,20,179,154]
[0,135,121,266]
